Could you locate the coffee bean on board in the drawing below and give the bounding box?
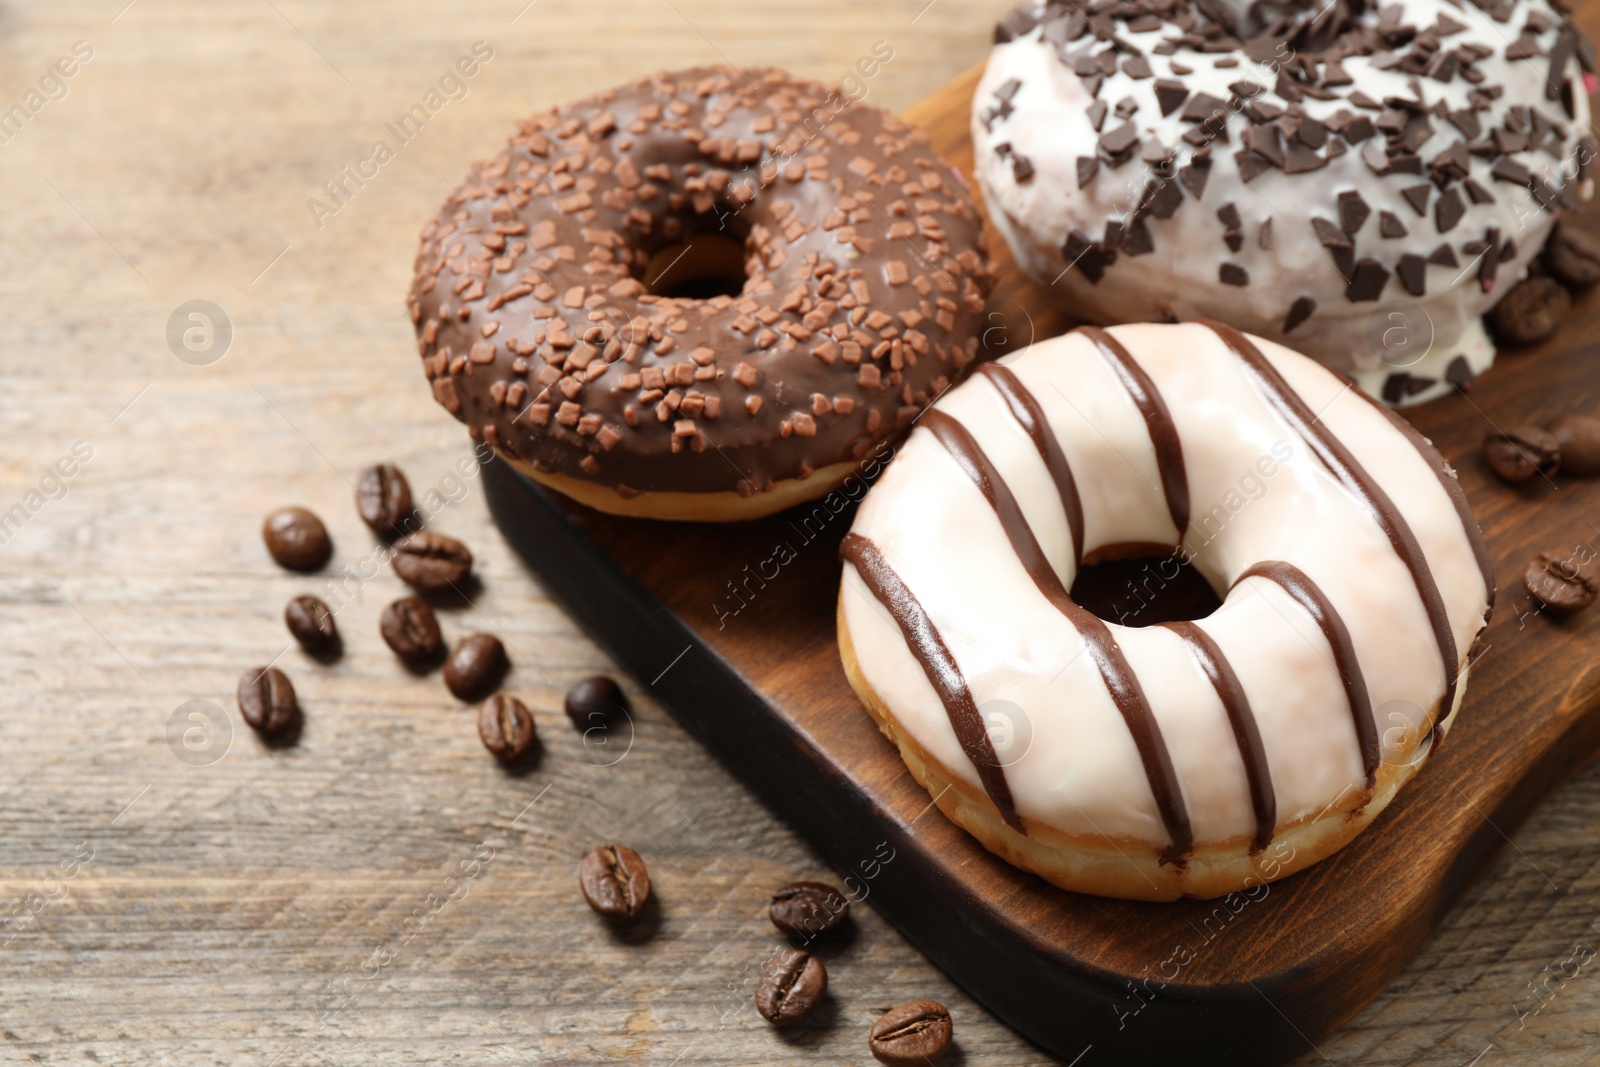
[579,844,651,922]
[237,666,299,736]
[262,507,332,571]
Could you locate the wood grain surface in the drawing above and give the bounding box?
[1,1,1599,1065]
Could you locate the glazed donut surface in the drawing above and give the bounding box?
[837,322,1492,900]
[974,0,1594,405]
[409,67,995,519]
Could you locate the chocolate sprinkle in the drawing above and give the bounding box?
[1181,92,1229,123]
[1346,258,1391,302]
[1077,156,1101,188]
[1338,191,1371,234]
[1379,211,1408,238]
[1220,263,1250,286]
[1283,296,1316,333]
[1100,120,1141,158]
[1178,159,1211,198]
[1155,78,1191,116]
[1313,216,1353,249]
[1397,253,1428,295]
[1401,184,1432,215]
[1428,242,1460,267]
[1435,187,1465,233]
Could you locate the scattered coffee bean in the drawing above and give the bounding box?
[479,693,537,761]
[755,948,827,1027]
[1484,426,1561,485]
[579,844,652,922]
[1545,222,1600,288]
[1524,551,1598,616]
[262,507,332,571]
[444,633,508,700]
[769,881,850,938]
[380,597,444,664]
[356,463,414,538]
[564,675,630,731]
[1489,276,1571,346]
[237,666,299,736]
[284,595,339,656]
[391,531,473,592]
[869,1000,953,1065]
[1545,414,1600,477]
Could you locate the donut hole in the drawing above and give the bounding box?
[1069,550,1223,628]
[639,231,749,300]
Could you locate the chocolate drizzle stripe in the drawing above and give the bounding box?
[1075,327,1190,541]
[1162,620,1276,850]
[840,531,1022,831]
[1200,320,1462,724]
[921,408,1194,861]
[1347,387,1495,622]
[978,362,1086,566]
[1236,560,1378,784]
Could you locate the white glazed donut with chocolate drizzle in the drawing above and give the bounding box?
[973,0,1594,406]
[835,322,1492,900]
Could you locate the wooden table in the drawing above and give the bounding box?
[2,1,1598,1063]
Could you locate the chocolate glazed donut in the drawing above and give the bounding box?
[408,67,996,521]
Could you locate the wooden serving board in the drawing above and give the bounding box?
[485,64,1600,1066]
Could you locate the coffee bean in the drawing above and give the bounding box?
[869,1000,953,1065]
[356,463,414,538]
[391,531,473,592]
[1484,426,1561,485]
[755,948,827,1027]
[479,693,537,761]
[262,507,332,571]
[380,597,444,664]
[285,595,339,656]
[1545,222,1600,288]
[564,675,630,732]
[578,844,651,922]
[769,881,849,938]
[1524,551,1598,616]
[237,666,299,736]
[1489,276,1571,346]
[1545,414,1600,476]
[444,633,508,700]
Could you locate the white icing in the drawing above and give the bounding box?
[842,323,1489,849]
[972,0,1592,405]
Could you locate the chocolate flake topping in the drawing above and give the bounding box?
[1434,187,1465,232]
[1100,120,1141,159]
[1077,156,1100,188]
[1397,253,1428,295]
[1155,78,1190,116]
[1283,295,1316,333]
[1346,258,1391,302]
[1338,190,1371,234]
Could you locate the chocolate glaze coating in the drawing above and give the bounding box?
[408,67,995,497]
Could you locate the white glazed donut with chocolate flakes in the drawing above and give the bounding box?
[836,322,1492,900]
[973,0,1595,406]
